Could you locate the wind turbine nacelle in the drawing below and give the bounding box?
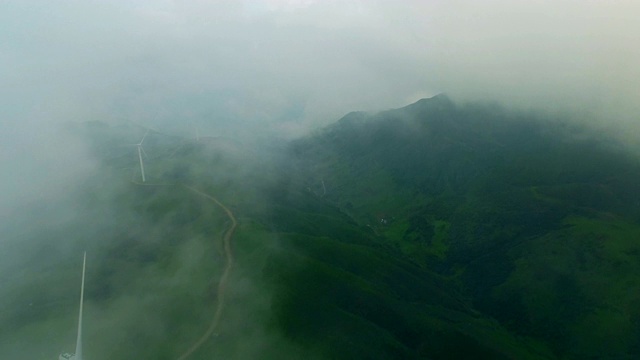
[59,353,76,360]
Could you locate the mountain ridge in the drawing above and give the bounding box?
[289,95,640,358]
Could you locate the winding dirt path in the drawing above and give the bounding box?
[177,185,237,360]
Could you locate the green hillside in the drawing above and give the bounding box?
[290,95,640,358]
[3,96,640,359]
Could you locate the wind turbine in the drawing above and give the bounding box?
[59,252,86,360]
[134,131,149,182]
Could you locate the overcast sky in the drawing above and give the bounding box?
[3,1,639,130]
[1,0,639,210]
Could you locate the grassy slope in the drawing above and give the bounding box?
[81,122,554,359]
[259,187,553,359]
[290,95,640,358]
[7,101,640,359]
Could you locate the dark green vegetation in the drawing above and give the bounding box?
[3,96,640,359]
[289,95,640,358]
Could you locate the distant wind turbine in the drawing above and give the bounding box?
[130,131,149,182]
[59,252,86,360]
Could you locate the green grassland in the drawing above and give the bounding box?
[4,96,640,359]
[290,95,640,358]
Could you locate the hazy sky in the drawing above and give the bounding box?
[1,0,639,209]
[3,1,638,130]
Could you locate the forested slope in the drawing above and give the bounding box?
[289,95,640,358]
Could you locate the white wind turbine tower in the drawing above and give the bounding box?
[59,252,86,360]
[134,130,149,182]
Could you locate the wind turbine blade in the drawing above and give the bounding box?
[138,146,146,182]
[75,252,86,360]
[139,130,150,146]
[140,145,149,159]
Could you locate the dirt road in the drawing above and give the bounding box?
[177,185,237,360]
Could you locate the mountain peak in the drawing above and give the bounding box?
[402,93,455,114]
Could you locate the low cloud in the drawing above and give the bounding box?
[3,1,638,136]
[1,1,638,358]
